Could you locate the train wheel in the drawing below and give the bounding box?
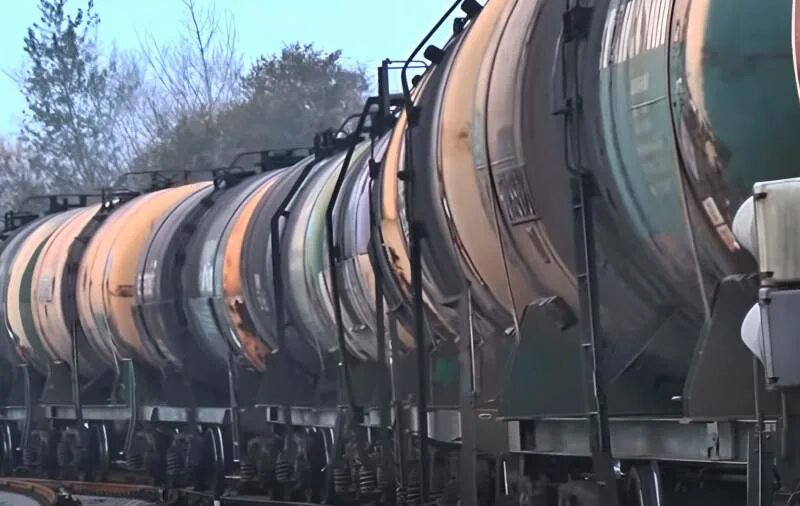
[0,423,14,475]
[495,454,540,505]
[204,426,225,496]
[627,462,663,506]
[321,427,336,503]
[90,422,110,481]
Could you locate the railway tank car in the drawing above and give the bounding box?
[0,0,799,504]
[77,184,213,375]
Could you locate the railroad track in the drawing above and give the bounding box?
[0,478,171,505]
[0,479,325,505]
[0,477,66,505]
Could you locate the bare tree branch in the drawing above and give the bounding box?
[130,0,242,170]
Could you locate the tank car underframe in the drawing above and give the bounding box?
[0,355,473,497]
[2,0,797,502]
[495,272,800,505]
[0,168,785,504]
[0,91,483,503]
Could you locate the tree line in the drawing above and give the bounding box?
[0,0,369,211]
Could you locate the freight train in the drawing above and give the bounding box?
[0,0,798,504]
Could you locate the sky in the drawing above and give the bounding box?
[0,0,457,137]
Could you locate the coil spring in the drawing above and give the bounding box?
[334,465,352,494]
[166,447,182,477]
[240,458,257,483]
[125,452,144,472]
[404,485,421,505]
[405,471,421,505]
[358,466,378,495]
[22,447,38,467]
[274,458,292,483]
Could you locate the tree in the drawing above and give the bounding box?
[21,0,139,192]
[0,138,46,212]
[136,43,369,172]
[139,0,241,121]
[235,43,369,149]
[133,0,242,171]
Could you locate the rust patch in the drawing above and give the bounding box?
[221,178,276,371]
[228,297,270,371]
[109,284,135,297]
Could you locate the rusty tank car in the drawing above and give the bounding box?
[0,0,799,504]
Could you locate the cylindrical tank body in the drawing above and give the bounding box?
[421,0,800,414]
[374,2,556,360]
[593,0,800,408]
[4,211,76,373]
[474,0,697,414]
[668,0,800,263]
[422,0,526,337]
[76,183,210,372]
[282,142,413,363]
[0,0,789,418]
[31,205,107,377]
[217,174,284,372]
[326,146,379,360]
[375,0,560,405]
[0,223,48,378]
[0,231,24,374]
[281,150,369,364]
[324,137,415,360]
[376,71,481,347]
[136,182,227,385]
[240,160,324,374]
[182,173,291,375]
[0,239,16,389]
[282,154,341,359]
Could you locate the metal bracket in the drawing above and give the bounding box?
[705,422,735,460]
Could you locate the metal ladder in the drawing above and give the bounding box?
[558,3,621,505]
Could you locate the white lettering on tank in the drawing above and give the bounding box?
[647,0,662,50]
[600,5,618,68]
[600,0,672,69]
[618,1,634,64]
[656,0,671,49]
[632,0,646,58]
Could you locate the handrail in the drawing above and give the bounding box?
[324,98,375,413]
[400,0,464,119]
[397,2,465,502]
